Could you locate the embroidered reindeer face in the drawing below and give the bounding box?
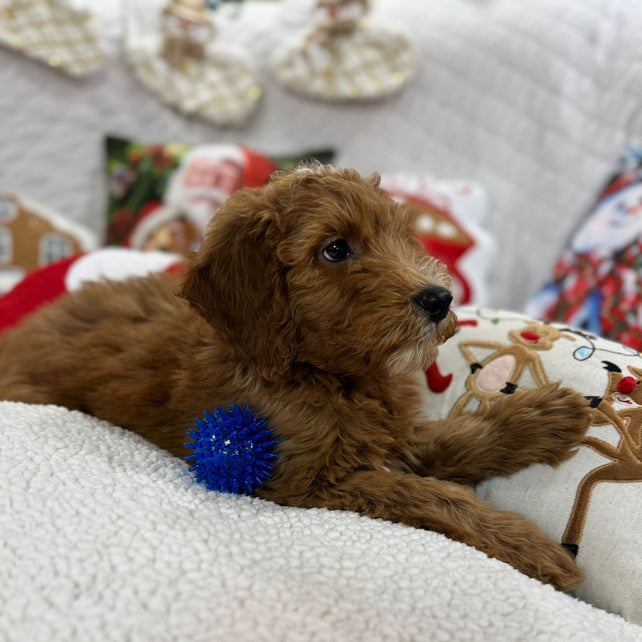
[603,363,642,411]
[508,324,573,351]
[450,321,575,414]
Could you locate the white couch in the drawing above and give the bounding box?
[3,1,642,640]
[3,0,642,309]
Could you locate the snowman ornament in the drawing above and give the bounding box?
[127,0,261,127]
[271,0,416,101]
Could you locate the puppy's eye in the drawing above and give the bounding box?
[322,239,352,262]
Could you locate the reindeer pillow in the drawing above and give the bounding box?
[420,307,642,625]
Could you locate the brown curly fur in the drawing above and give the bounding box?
[0,166,591,591]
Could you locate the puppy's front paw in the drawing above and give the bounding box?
[486,511,585,592]
[523,535,586,592]
[519,382,592,465]
[485,381,592,468]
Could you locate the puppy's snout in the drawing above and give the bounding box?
[414,286,453,323]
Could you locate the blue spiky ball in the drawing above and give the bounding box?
[184,404,278,494]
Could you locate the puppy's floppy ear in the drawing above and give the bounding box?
[179,188,296,380]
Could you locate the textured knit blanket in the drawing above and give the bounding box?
[1,401,641,641]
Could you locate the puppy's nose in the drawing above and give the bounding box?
[414,286,453,323]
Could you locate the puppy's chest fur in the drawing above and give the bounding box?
[258,371,426,500]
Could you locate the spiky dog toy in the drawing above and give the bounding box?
[184,404,277,495]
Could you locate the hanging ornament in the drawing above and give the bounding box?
[0,0,105,77]
[270,0,416,102]
[127,0,261,127]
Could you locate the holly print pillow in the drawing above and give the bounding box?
[105,136,334,253]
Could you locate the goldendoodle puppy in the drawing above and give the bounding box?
[0,166,590,590]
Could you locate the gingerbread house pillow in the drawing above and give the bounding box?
[0,193,96,294]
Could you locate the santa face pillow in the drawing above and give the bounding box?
[105,136,334,255]
[107,142,278,253]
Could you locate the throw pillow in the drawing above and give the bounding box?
[0,248,181,334]
[0,192,97,294]
[525,145,642,350]
[420,305,642,624]
[380,174,495,305]
[105,136,334,252]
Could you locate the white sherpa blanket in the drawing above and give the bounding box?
[2,402,641,642]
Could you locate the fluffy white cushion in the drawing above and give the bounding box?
[2,401,641,640]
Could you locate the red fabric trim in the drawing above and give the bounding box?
[0,254,81,334]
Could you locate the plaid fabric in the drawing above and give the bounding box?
[271,24,416,100]
[527,146,642,351]
[0,0,105,76]
[127,40,261,127]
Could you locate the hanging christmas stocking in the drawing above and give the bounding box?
[270,0,416,101]
[0,0,105,76]
[126,0,261,127]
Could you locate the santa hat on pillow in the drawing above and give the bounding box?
[125,200,206,251]
[0,248,181,334]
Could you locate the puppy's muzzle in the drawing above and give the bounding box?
[414,286,453,323]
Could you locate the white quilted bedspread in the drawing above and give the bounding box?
[2,0,642,308]
[2,401,642,641]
